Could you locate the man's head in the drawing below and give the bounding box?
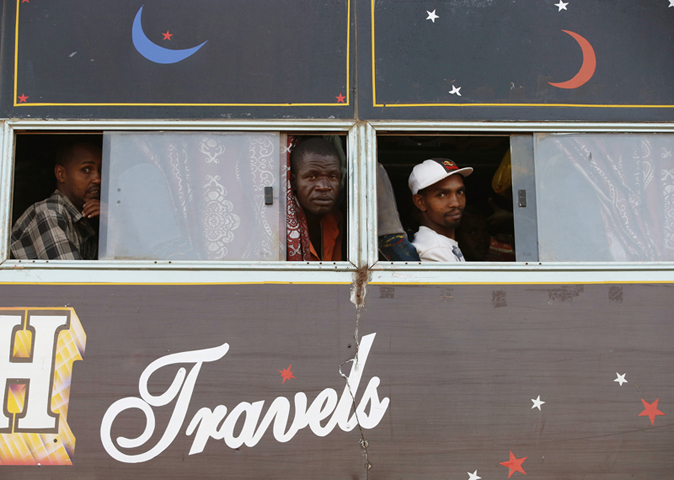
[54,142,102,211]
[409,158,473,238]
[290,138,342,220]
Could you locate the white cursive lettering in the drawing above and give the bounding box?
[100,333,389,463]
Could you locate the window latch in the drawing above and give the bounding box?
[518,189,527,208]
[264,186,274,205]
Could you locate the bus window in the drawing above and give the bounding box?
[377,135,515,262]
[284,135,348,262]
[534,133,674,261]
[10,133,103,261]
[10,132,347,263]
[100,132,347,262]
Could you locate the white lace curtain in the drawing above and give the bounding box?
[535,133,674,261]
[100,132,285,260]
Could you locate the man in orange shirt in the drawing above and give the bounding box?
[287,138,344,261]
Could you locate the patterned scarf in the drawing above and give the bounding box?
[285,136,312,261]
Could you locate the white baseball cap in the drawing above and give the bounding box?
[408,158,473,195]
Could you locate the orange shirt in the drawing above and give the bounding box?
[308,212,343,261]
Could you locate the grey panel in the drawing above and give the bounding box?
[1,283,673,478]
[510,135,538,262]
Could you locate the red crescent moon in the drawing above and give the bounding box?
[548,30,596,89]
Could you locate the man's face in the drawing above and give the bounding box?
[55,146,102,211]
[413,174,466,233]
[291,153,341,218]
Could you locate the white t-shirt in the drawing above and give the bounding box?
[412,226,465,262]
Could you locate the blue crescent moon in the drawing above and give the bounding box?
[132,6,207,64]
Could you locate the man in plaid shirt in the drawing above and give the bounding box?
[10,142,102,260]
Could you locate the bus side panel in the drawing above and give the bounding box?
[0,282,672,478]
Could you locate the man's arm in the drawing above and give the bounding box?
[13,209,83,260]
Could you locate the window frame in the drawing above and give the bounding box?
[2,119,674,285]
[367,121,674,284]
[0,119,361,276]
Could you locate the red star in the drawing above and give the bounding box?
[336,93,346,103]
[162,31,173,40]
[21,0,29,3]
[17,94,28,103]
[639,398,665,425]
[500,451,527,478]
[279,364,295,384]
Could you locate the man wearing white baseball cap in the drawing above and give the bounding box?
[408,158,473,262]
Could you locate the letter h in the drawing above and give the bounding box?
[0,312,68,432]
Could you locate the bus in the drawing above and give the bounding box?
[2,0,673,478]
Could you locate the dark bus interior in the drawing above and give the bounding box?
[377,134,515,261]
[12,132,514,261]
[12,132,103,226]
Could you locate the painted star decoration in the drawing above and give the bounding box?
[426,10,439,23]
[162,31,173,40]
[555,0,569,11]
[449,85,462,96]
[467,469,481,480]
[669,0,674,7]
[531,395,545,410]
[614,372,627,386]
[500,451,527,478]
[18,94,28,103]
[639,398,665,425]
[336,93,346,103]
[279,364,295,384]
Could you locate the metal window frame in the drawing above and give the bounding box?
[366,121,674,284]
[0,119,361,284]
[2,119,674,285]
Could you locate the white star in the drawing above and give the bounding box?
[449,85,461,96]
[426,9,439,23]
[467,470,482,480]
[555,0,569,10]
[669,0,674,7]
[614,372,628,386]
[531,395,545,410]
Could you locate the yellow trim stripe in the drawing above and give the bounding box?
[15,103,350,107]
[370,280,674,285]
[371,0,377,107]
[12,0,20,106]
[374,103,674,109]
[0,281,353,286]
[0,280,670,286]
[345,0,351,105]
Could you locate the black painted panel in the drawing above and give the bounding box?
[358,0,674,121]
[0,0,354,119]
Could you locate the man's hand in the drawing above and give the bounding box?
[82,199,100,219]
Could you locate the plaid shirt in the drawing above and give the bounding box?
[10,190,98,260]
